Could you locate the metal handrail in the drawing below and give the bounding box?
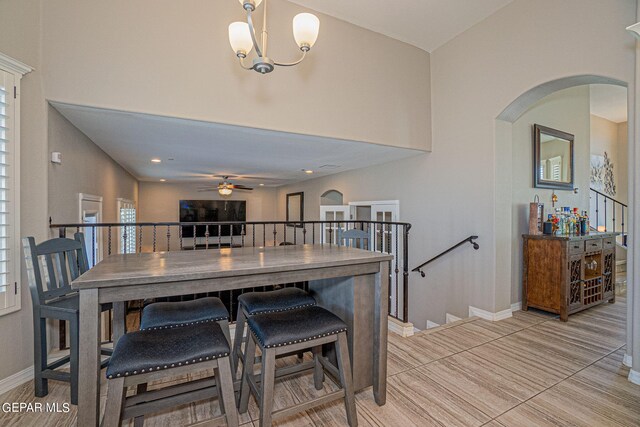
[590,188,627,208]
[412,235,479,278]
[590,188,627,247]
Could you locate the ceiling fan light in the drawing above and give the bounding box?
[293,13,320,50]
[229,22,254,57]
[218,187,233,196]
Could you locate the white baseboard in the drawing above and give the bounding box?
[426,320,440,329]
[445,313,462,324]
[629,369,640,385]
[511,302,522,312]
[623,354,633,368]
[388,316,415,337]
[469,306,513,321]
[0,365,34,396]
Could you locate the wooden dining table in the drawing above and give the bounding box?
[72,244,393,426]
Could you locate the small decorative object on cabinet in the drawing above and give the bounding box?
[522,232,617,321]
[528,195,544,235]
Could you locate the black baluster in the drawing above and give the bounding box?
[92,227,96,266]
[621,205,625,245]
[192,225,196,250]
[283,224,287,244]
[108,226,112,256]
[166,226,171,251]
[153,225,157,252]
[302,224,306,244]
[395,224,399,319]
[263,224,266,247]
[230,223,234,247]
[613,203,616,233]
[273,223,277,246]
[241,224,245,247]
[604,197,607,231]
[178,225,183,250]
[123,225,128,254]
[595,193,599,228]
[312,223,315,244]
[403,224,410,323]
[205,225,210,250]
[138,225,143,253]
[218,224,222,249]
[252,224,256,247]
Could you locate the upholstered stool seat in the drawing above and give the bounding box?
[102,323,238,427]
[106,322,230,379]
[232,288,316,378]
[239,306,357,427]
[247,306,346,349]
[237,287,316,315]
[140,297,229,330]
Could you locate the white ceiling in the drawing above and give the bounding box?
[590,84,628,123]
[50,102,423,187]
[287,0,515,52]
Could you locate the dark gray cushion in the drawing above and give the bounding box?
[106,322,230,379]
[247,306,347,349]
[140,297,228,330]
[238,288,316,315]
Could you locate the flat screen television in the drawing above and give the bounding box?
[179,200,246,237]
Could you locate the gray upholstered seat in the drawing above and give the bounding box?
[238,287,316,315]
[247,306,347,349]
[140,297,229,330]
[106,322,230,379]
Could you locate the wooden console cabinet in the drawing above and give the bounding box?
[522,232,617,321]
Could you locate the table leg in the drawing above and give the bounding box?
[373,261,389,406]
[78,289,101,427]
[112,301,126,343]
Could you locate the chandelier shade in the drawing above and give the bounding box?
[228,22,254,56]
[293,13,320,50]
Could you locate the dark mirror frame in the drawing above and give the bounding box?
[286,192,304,227]
[533,124,575,190]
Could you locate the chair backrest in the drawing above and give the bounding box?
[338,229,370,250]
[22,233,90,307]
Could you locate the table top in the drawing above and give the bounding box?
[72,244,393,290]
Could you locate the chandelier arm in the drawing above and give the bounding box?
[273,50,307,67]
[238,56,254,70]
[246,9,263,58]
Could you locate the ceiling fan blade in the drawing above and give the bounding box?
[230,184,253,190]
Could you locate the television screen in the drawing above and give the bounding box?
[179,200,246,237]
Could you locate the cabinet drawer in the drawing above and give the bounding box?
[584,239,602,252]
[603,237,615,249]
[569,241,584,254]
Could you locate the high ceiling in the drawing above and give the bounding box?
[287,0,516,52]
[590,84,628,123]
[51,102,424,186]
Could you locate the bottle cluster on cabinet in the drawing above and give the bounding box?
[522,232,617,321]
[544,207,590,236]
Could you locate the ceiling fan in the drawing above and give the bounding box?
[198,176,253,196]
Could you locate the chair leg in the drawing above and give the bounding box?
[232,308,246,379]
[238,333,256,413]
[102,377,126,427]
[217,357,240,427]
[312,346,324,390]
[33,315,48,398]
[259,348,276,427]
[133,383,147,427]
[336,332,357,427]
[218,319,235,377]
[70,315,80,405]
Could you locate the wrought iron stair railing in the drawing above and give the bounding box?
[590,188,627,247]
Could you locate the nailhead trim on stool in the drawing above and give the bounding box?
[242,302,315,315]
[140,317,227,331]
[107,352,230,379]
[249,327,347,349]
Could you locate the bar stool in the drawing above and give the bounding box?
[102,322,239,427]
[232,288,316,377]
[238,305,357,427]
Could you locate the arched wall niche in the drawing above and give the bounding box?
[320,189,344,206]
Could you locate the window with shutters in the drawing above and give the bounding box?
[118,198,136,254]
[0,54,30,317]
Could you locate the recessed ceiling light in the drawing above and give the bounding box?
[151,158,162,163]
[259,183,265,186]
[303,169,314,174]
[160,179,166,182]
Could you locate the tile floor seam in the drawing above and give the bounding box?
[484,343,626,425]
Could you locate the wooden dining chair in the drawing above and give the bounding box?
[22,232,112,405]
[338,228,370,250]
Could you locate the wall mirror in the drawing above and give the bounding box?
[533,124,574,190]
[286,192,304,226]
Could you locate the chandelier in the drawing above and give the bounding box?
[228,0,320,74]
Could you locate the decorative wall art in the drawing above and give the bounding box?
[590,152,616,197]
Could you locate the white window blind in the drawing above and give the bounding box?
[118,199,136,254]
[0,69,18,316]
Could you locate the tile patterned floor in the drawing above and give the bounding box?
[1,295,638,426]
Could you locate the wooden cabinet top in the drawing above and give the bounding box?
[522,232,618,241]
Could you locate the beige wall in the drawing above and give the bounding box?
[0,0,48,380]
[48,106,138,225]
[41,0,431,152]
[138,181,277,251]
[510,86,591,303]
